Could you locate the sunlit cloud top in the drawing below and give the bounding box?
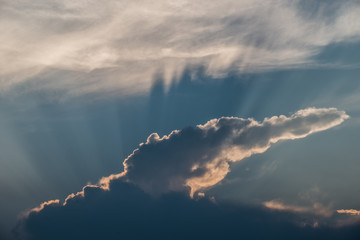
[2,0,360,97]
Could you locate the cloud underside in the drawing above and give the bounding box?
[2,0,360,95]
[15,181,360,240]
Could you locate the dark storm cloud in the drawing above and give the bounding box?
[14,179,360,240]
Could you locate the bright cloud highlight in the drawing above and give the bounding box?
[337,209,360,216]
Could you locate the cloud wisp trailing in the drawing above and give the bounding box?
[2,0,360,96]
[263,200,333,218]
[337,209,360,216]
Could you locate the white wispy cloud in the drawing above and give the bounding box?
[337,209,360,216]
[1,0,360,96]
[263,200,333,218]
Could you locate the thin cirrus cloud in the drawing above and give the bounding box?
[263,200,333,218]
[1,0,360,96]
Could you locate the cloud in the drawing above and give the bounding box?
[14,180,360,240]
[264,200,309,212]
[1,0,360,96]
[337,209,360,216]
[117,107,349,197]
[23,107,347,206]
[263,200,333,218]
[13,107,357,240]
[25,200,60,215]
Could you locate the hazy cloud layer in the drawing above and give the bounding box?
[1,0,360,96]
[119,107,348,196]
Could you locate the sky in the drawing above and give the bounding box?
[1,0,360,239]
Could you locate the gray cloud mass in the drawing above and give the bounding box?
[120,107,349,196]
